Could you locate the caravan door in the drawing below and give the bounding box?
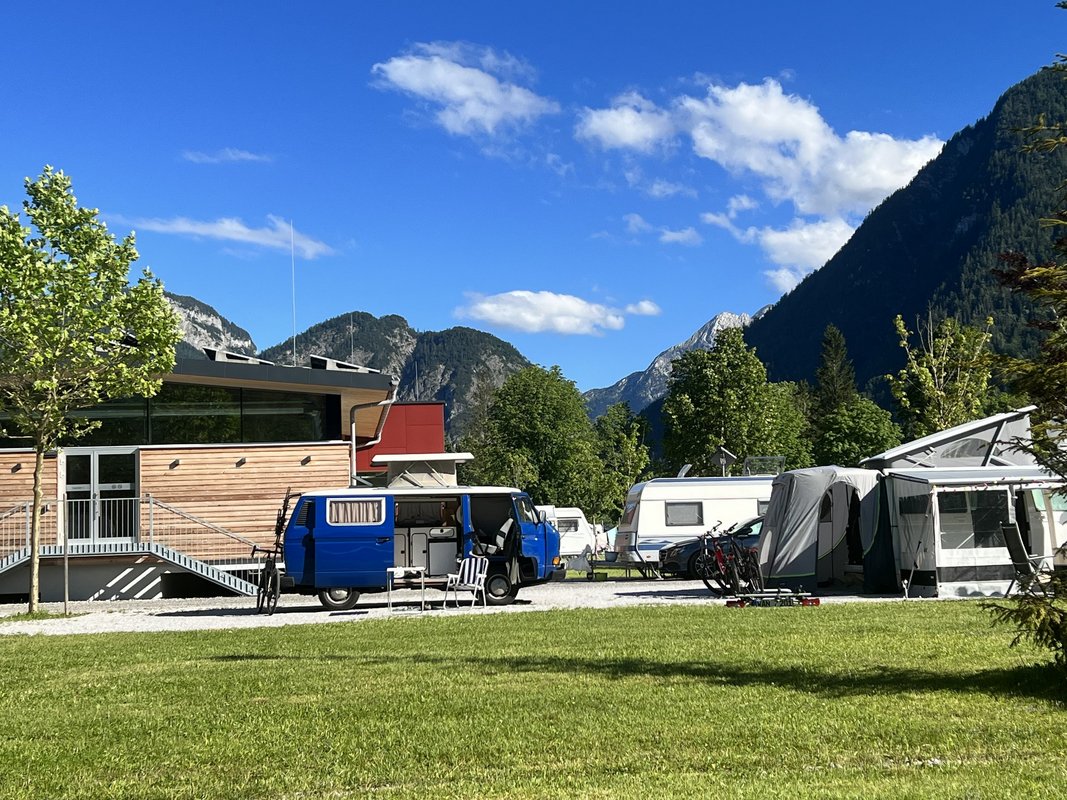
[314,495,394,589]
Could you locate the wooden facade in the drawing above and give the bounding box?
[139,441,351,547]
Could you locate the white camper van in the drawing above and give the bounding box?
[615,476,774,564]
[536,505,603,559]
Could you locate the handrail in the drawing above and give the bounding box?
[0,502,31,523]
[142,495,261,548]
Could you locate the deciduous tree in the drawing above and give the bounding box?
[885,313,994,439]
[662,328,811,475]
[458,365,648,524]
[0,167,181,611]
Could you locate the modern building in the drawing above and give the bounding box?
[0,352,445,602]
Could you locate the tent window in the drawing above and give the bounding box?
[938,490,1009,550]
[327,499,384,526]
[819,494,833,523]
[665,502,703,527]
[899,495,930,515]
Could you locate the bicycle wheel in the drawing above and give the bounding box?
[725,556,741,597]
[256,567,270,613]
[265,566,281,616]
[693,549,720,593]
[745,550,765,593]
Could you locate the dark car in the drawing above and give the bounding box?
[658,516,764,579]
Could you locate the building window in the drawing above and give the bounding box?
[150,384,241,444]
[241,388,329,442]
[665,502,703,527]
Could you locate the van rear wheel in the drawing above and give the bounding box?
[318,588,360,610]
[484,572,518,606]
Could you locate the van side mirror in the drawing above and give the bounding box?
[538,509,548,524]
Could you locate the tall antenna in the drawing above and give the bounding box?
[290,219,297,366]
[349,312,354,363]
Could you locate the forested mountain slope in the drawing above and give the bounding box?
[745,68,1067,387]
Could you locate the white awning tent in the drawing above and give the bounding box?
[758,467,882,591]
[884,466,1065,597]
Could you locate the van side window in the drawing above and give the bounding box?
[327,498,385,526]
[515,496,538,524]
[665,502,702,526]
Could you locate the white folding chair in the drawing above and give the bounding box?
[445,555,489,607]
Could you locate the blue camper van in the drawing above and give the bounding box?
[283,482,564,609]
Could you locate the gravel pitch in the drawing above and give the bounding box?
[0,579,894,637]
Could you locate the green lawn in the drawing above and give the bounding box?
[0,601,1063,799]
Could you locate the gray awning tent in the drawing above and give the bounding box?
[758,466,884,591]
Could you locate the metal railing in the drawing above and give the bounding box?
[1,495,268,575]
[0,501,57,565]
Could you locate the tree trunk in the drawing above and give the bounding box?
[28,445,45,613]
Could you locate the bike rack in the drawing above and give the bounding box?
[725,587,820,608]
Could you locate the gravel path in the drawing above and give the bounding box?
[0,579,899,637]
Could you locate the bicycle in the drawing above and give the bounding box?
[252,487,294,615]
[694,522,764,596]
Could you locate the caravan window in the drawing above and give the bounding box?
[558,518,579,533]
[327,498,385,526]
[621,500,638,526]
[665,502,703,527]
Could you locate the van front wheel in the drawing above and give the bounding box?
[318,588,360,610]
[484,572,518,606]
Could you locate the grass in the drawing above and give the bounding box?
[0,601,1064,799]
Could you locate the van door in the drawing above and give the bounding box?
[314,495,394,589]
[513,493,554,580]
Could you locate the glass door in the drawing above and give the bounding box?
[65,448,139,544]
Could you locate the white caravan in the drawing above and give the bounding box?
[615,476,774,564]
[536,506,604,559]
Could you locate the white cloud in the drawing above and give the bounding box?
[456,290,659,335]
[678,78,942,216]
[755,217,855,271]
[625,299,661,316]
[764,267,808,294]
[701,211,854,291]
[727,194,758,216]
[372,42,559,136]
[127,214,335,259]
[182,148,273,164]
[659,226,702,246]
[647,179,696,199]
[624,213,652,234]
[576,92,675,153]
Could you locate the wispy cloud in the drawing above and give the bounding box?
[624,213,652,234]
[372,42,559,136]
[625,299,661,316]
[182,148,273,164]
[646,179,696,199]
[456,290,658,335]
[659,226,702,246]
[126,214,335,259]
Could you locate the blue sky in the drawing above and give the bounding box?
[2,2,1064,391]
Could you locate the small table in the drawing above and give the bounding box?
[386,565,426,612]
